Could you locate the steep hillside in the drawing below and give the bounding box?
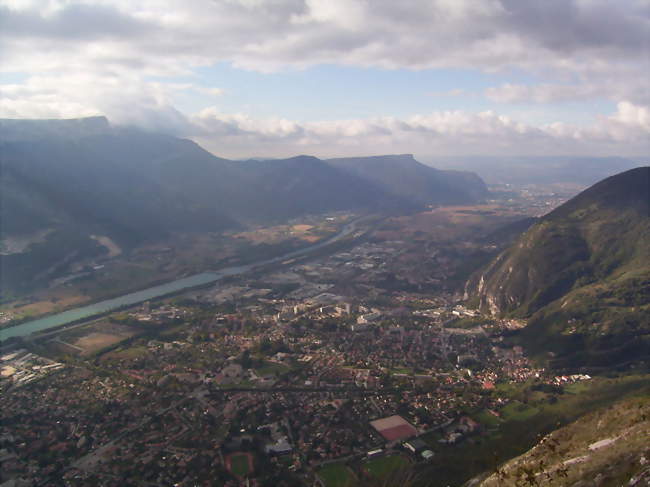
[467,167,650,368]
[327,154,488,205]
[0,131,240,294]
[475,396,650,487]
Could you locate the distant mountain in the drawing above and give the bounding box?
[1,129,238,241]
[327,154,488,205]
[467,167,650,369]
[423,155,641,186]
[1,117,487,294]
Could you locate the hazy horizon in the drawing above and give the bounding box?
[3,115,650,164]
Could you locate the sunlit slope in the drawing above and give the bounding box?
[476,396,650,486]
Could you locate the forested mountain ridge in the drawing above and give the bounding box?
[467,167,650,369]
[0,117,487,294]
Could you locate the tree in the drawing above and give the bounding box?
[240,350,252,369]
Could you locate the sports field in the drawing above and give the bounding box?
[226,452,253,477]
[317,463,356,487]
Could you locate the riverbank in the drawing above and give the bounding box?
[0,218,367,342]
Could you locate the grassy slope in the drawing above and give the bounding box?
[415,374,650,486]
[477,394,650,486]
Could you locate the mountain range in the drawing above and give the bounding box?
[0,116,487,294]
[467,166,650,370]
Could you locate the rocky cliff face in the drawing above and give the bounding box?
[468,217,593,317]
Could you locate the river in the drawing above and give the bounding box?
[1,220,360,340]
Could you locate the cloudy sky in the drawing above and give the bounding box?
[1,0,649,159]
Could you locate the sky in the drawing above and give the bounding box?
[0,0,649,159]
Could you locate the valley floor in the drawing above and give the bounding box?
[1,199,647,487]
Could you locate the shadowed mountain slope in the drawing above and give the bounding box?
[1,118,487,294]
[327,154,488,205]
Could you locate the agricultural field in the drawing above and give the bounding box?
[233,215,347,246]
[100,345,151,362]
[473,409,502,428]
[373,205,528,243]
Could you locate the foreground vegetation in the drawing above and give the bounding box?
[478,395,650,486]
[415,374,650,486]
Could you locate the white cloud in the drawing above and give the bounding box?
[486,75,650,106]
[0,0,648,157]
[190,104,650,158]
[3,71,647,157]
[427,89,467,97]
[197,87,225,96]
[1,0,647,74]
[610,101,650,130]
[486,84,600,104]
[0,73,192,133]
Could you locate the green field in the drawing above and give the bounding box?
[317,463,356,487]
[500,401,540,421]
[564,380,593,394]
[391,367,414,375]
[473,409,502,428]
[364,455,409,478]
[255,361,290,377]
[106,345,149,360]
[230,453,252,477]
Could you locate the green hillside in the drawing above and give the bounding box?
[467,167,650,369]
[476,395,650,486]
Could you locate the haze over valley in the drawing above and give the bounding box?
[1,1,648,486]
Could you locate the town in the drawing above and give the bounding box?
[2,298,561,486]
[0,203,596,487]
